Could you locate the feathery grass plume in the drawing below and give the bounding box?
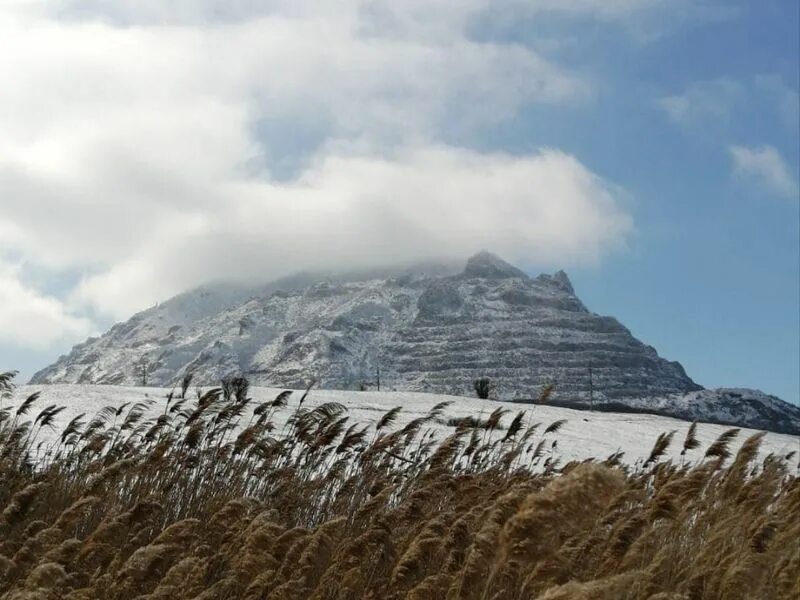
[427,400,453,420]
[530,439,547,461]
[391,515,449,589]
[535,571,642,599]
[0,371,796,599]
[449,485,531,599]
[491,464,627,595]
[704,428,740,462]
[645,430,676,466]
[680,421,700,457]
[520,421,540,443]
[485,407,508,431]
[732,431,766,468]
[32,403,56,427]
[405,572,452,600]
[299,379,316,407]
[502,411,525,442]
[749,519,777,553]
[114,541,185,596]
[0,370,18,395]
[37,405,66,431]
[23,561,69,590]
[60,412,87,445]
[604,450,625,468]
[336,425,368,454]
[376,406,402,431]
[428,430,467,470]
[255,390,292,416]
[51,496,102,533]
[14,392,40,419]
[544,418,567,435]
[538,383,555,404]
[2,482,50,526]
[180,372,194,400]
[720,432,769,501]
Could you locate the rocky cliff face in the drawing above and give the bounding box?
[32,251,700,397]
[30,252,800,433]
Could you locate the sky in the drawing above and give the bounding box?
[0,1,798,402]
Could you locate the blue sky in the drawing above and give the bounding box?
[509,2,800,402]
[0,1,798,402]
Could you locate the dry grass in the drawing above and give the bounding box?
[0,371,798,599]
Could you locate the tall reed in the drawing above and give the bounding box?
[0,371,797,599]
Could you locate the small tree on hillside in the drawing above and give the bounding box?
[136,357,149,386]
[474,377,492,400]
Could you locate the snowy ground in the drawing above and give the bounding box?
[8,384,800,469]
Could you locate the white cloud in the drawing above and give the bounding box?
[0,261,93,349]
[67,146,633,318]
[659,75,800,132]
[0,2,588,268]
[657,79,741,126]
[754,75,800,129]
[729,145,799,200]
[47,0,708,27]
[0,1,635,336]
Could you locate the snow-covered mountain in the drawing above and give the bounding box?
[30,252,800,434]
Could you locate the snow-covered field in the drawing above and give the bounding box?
[10,384,800,468]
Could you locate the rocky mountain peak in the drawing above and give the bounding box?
[32,253,702,400]
[462,251,529,280]
[551,270,575,294]
[29,253,799,434]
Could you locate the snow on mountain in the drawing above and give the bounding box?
[29,252,800,434]
[543,388,800,436]
[11,384,800,469]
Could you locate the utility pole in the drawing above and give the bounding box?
[376,363,381,391]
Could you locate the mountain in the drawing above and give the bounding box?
[31,252,800,434]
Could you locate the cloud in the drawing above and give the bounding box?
[754,75,800,129]
[0,2,587,268]
[729,145,799,200]
[658,75,799,132]
[65,146,634,318]
[0,261,94,349]
[48,0,723,27]
[660,78,799,202]
[657,79,742,126]
[0,1,634,335]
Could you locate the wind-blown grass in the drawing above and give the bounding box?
[0,371,797,599]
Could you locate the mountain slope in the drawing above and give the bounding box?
[30,252,800,433]
[32,252,697,396]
